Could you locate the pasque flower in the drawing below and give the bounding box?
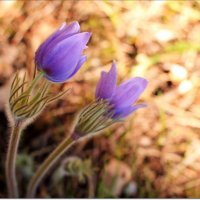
[35,22,91,83]
[25,60,148,198]
[73,61,148,139]
[95,61,148,119]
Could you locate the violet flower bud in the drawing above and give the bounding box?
[35,22,91,83]
[95,61,148,119]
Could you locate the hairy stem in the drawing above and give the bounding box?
[88,175,95,198]
[6,122,23,198]
[26,135,76,198]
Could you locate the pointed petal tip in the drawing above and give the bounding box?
[112,60,117,65]
[59,22,67,30]
[132,77,148,88]
[68,21,80,32]
[110,61,117,73]
[85,32,92,40]
[140,78,148,88]
[78,32,92,44]
[70,21,80,27]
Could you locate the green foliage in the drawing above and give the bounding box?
[16,154,34,179]
[97,174,116,198]
[51,156,95,197]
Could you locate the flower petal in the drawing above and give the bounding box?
[69,55,87,78]
[95,61,117,99]
[113,104,146,119]
[46,21,81,51]
[47,56,87,82]
[36,22,80,66]
[36,23,67,65]
[111,77,148,108]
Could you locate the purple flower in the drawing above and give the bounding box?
[95,61,148,119]
[35,22,91,83]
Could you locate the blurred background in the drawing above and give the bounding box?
[1,0,200,198]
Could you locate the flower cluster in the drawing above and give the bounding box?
[6,21,148,198]
[33,21,148,138]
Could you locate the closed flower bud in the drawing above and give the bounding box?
[35,22,91,83]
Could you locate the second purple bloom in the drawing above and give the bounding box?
[96,61,148,119]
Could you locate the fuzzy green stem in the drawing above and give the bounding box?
[5,122,23,198]
[5,71,46,198]
[26,135,76,198]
